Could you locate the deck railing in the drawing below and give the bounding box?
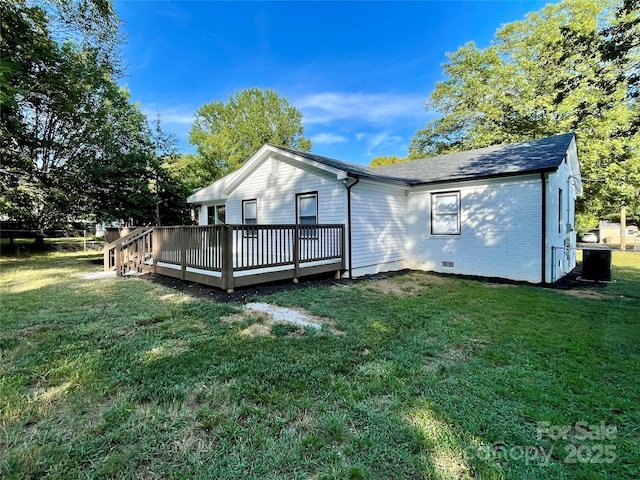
[104,227,154,275]
[110,224,344,291]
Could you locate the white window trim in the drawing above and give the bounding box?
[297,192,318,239]
[242,199,258,237]
[431,191,461,235]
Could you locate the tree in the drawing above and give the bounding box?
[189,88,312,187]
[369,155,409,167]
[0,0,128,229]
[148,115,191,226]
[410,0,640,226]
[1,0,191,228]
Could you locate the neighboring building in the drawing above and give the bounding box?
[187,133,582,283]
[598,221,639,245]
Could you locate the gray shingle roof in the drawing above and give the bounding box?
[272,133,575,186]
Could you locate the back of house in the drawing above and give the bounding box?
[188,132,582,284]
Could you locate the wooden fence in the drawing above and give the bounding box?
[105,224,345,292]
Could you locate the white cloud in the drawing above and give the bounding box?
[311,132,348,144]
[142,105,195,126]
[356,132,404,156]
[295,92,426,125]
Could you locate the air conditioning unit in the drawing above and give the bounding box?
[582,249,611,281]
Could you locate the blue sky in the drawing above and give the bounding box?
[115,1,547,165]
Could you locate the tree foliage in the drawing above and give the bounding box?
[369,155,409,168]
[1,0,189,228]
[410,0,640,225]
[189,88,312,187]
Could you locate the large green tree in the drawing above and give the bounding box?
[189,88,312,187]
[410,0,639,226]
[1,0,190,228]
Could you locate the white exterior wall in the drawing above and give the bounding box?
[405,175,543,283]
[350,180,407,276]
[545,155,578,282]
[222,156,346,225]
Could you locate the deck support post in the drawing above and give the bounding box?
[334,270,341,279]
[180,226,187,281]
[222,225,234,292]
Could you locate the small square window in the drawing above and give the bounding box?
[431,192,460,235]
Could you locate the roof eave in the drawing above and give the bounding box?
[406,167,559,187]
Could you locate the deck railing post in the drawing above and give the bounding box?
[115,245,122,277]
[222,225,234,292]
[104,245,110,271]
[180,226,187,281]
[340,224,346,271]
[293,224,300,282]
[152,228,158,274]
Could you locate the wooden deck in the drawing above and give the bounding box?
[105,224,345,292]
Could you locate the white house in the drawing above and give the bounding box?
[187,133,582,284]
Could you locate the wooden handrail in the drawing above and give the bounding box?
[106,224,345,290]
[104,227,154,275]
[105,227,152,249]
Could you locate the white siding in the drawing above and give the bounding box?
[350,180,407,275]
[223,156,346,225]
[406,175,543,283]
[545,154,578,282]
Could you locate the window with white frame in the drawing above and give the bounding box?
[207,205,226,225]
[558,188,563,233]
[242,199,257,236]
[431,191,461,235]
[297,192,318,238]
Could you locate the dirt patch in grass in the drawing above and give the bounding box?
[559,289,621,300]
[239,323,273,337]
[357,272,447,298]
[221,305,345,338]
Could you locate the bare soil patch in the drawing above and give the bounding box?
[356,271,447,298]
[221,304,345,338]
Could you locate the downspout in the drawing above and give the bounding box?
[344,177,360,279]
[541,172,547,284]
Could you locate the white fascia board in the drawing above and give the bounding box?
[186,170,239,203]
[276,151,347,179]
[567,136,583,196]
[355,177,410,193]
[187,144,274,204]
[220,145,351,193]
[408,173,540,193]
[188,144,354,203]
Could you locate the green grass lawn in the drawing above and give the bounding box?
[1,251,638,479]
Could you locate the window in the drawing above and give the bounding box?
[242,199,257,236]
[558,188,563,233]
[207,205,225,225]
[431,192,460,235]
[297,192,318,238]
